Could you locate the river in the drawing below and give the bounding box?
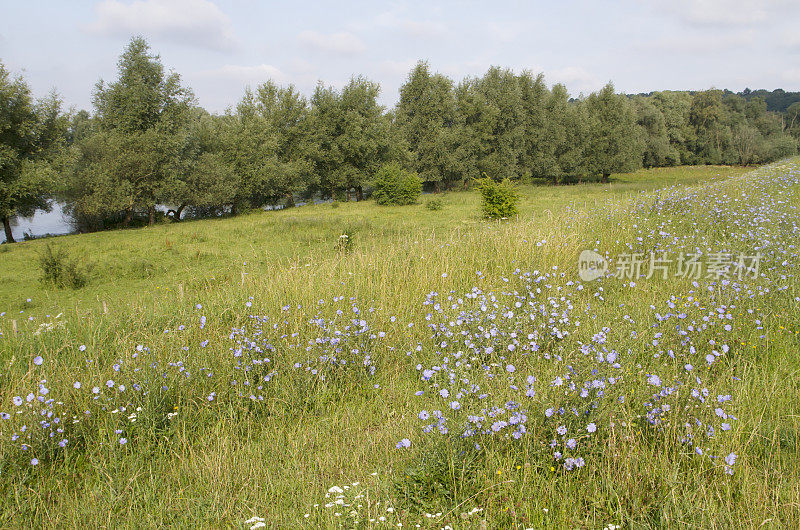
[1,203,74,243]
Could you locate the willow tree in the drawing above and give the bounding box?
[395,61,466,190]
[311,77,393,200]
[0,62,65,243]
[583,83,642,182]
[71,37,194,227]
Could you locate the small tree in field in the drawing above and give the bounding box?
[371,163,422,205]
[475,176,519,219]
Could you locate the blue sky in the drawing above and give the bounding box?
[1,0,799,113]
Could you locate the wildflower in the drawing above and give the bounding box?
[33,356,43,365]
[587,422,597,433]
[396,438,411,448]
[647,374,662,387]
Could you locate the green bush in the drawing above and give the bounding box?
[371,163,422,206]
[475,176,520,219]
[38,244,89,289]
[425,198,443,211]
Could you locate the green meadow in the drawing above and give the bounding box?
[2,161,799,529]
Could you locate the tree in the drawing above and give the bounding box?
[254,81,316,206]
[786,102,800,137]
[583,83,642,182]
[71,37,195,227]
[633,96,679,167]
[456,68,526,182]
[0,63,66,243]
[517,72,552,180]
[162,110,238,220]
[688,89,726,163]
[649,91,695,164]
[395,61,465,190]
[310,77,393,200]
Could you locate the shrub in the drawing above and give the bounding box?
[371,163,422,206]
[474,176,520,219]
[425,198,443,211]
[38,244,89,289]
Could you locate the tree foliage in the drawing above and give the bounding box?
[0,62,66,242]
[3,37,796,238]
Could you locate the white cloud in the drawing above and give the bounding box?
[297,30,366,55]
[87,0,238,52]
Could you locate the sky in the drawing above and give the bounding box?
[1,0,799,113]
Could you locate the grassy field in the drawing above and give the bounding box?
[0,165,745,313]
[1,162,798,529]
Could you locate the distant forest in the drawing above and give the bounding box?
[634,88,800,113]
[2,37,799,241]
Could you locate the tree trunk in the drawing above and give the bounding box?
[2,216,15,243]
[355,186,363,202]
[167,203,187,222]
[285,193,295,208]
[122,208,133,228]
[601,173,610,184]
[148,206,155,226]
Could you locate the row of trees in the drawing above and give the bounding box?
[2,37,798,240]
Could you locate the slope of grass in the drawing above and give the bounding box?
[1,161,797,529]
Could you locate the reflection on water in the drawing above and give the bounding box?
[1,203,74,243]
